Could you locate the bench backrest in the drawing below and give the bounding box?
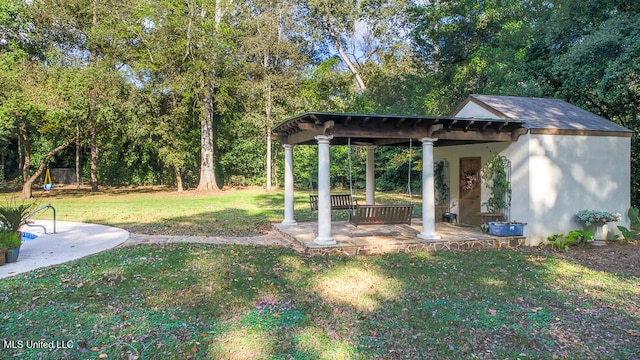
[309,194,354,211]
[349,204,413,225]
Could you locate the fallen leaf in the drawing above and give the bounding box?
[488,309,497,316]
[628,329,640,337]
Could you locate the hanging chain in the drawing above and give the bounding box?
[407,139,413,204]
[348,137,355,210]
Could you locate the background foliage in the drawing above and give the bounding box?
[1,0,638,203]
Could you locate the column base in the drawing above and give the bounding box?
[281,220,298,226]
[418,233,441,240]
[313,237,336,245]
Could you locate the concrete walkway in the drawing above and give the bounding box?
[0,220,129,279]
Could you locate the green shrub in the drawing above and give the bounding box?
[0,228,21,249]
[613,226,639,241]
[627,207,640,228]
[547,234,568,251]
[547,230,593,251]
[0,200,36,232]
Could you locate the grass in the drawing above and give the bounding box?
[0,244,638,359]
[0,187,638,359]
[0,186,421,236]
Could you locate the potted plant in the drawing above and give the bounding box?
[0,227,21,263]
[0,200,36,232]
[0,236,5,266]
[575,209,621,246]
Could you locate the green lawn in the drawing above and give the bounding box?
[2,186,420,236]
[1,244,638,359]
[0,187,638,359]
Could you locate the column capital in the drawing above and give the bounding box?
[420,137,438,145]
[282,143,294,150]
[314,135,333,144]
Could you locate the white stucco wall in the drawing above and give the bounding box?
[435,134,631,246]
[524,133,630,244]
[454,101,499,118]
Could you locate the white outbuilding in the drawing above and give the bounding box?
[273,95,631,247]
[445,95,632,245]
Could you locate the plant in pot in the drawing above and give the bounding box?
[0,200,36,232]
[0,227,21,263]
[0,230,6,266]
[575,209,621,246]
[0,200,36,263]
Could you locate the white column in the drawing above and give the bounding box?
[366,145,376,205]
[418,137,441,240]
[281,144,297,225]
[314,135,335,245]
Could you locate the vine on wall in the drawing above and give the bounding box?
[434,160,450,206]
[481,155,511,215]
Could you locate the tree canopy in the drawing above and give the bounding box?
[0,0,638,203]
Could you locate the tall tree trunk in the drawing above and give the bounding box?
[265,80,272,191]
[18,121,30,183]
[75,121,80,188]
[89,0,99,192]
[90,125,98,192]
[326,23,366,93]
[21,138,74,199]
[196,0,228,192]
[17,136,23,178]
[175,165,184,192]
[197,73,220,191]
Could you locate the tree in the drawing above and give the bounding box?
[30,0,144,192]
[301,0,413,94]
[238,0,310,191]
[0,55,80,198]
[134,0,238,192]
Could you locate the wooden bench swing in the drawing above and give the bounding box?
[309,138,415,226]
[348,204,414,226]
[309,193,354,211]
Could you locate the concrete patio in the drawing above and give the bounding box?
[0,220,129,279]
[274,219,525,256]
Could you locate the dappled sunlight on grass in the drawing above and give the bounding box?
[478,276,508,287]
[1,241,638,358]
[293,327,358,359]
[315,266,402,311]
[208,328,275,359]
[540,259,638,302]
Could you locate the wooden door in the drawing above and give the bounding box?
[459,157,481,225]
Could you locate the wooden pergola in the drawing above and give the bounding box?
[272,112,527,245]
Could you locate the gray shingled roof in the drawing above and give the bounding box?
[467,94,631,133]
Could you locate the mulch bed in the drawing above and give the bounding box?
[518,240,640,276]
